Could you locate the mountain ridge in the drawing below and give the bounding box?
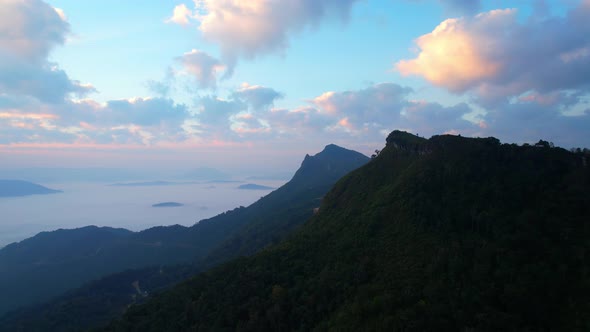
[0,144,369,330]
[101,131,590,331]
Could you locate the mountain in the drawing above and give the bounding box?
[237,183,276,190]
[0,180,61,197]
[152,202,184,208]
[0,144,368,329]
[204,144,370,266]
[101,131,589,331]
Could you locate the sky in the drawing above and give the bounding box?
[1,0,589,173]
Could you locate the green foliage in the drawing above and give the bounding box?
[103,132,590,331]
[0,265,195,332]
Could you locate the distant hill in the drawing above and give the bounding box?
[99,131,590,331]
[0,180,61,197]
[237,183,275,190]
[152,202,183,208]
[0,144,369,328]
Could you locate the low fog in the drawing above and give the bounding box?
[0,179,285,248]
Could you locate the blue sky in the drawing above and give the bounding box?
[1,0,589,172]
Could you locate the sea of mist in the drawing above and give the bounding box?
[0,180,285,248]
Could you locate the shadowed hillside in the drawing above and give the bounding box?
[100,131,590,331]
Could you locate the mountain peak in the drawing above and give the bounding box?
[322,143,343,152]
[297,144,368,176]
[276,145,370,197]
[386,130,428,151]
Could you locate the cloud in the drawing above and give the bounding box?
[0,0,94,103]
[170,0,358,70]
[309,83,413,132]
[194,84,282,138]
[165,4,194,26]
[197,95,244,126]
[146,67,175,97]
[0,61,95,103]
[0,96,192,145]
[230,112,270,135]
[267,107,333,135]
[0,0,68,61]
[396,10,509,94]
[482,99,590,148]
[103,98,189,128]
[402,101,477,136]
[232,83,283,110]
[396,4,590,106]
[177,49,225,89]
[3,67,585,149]
[255,83,478,140]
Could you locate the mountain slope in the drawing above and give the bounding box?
[0,144,368,329]
[0,180,61,197]
[103,131,590,331]
[203,144,370,266]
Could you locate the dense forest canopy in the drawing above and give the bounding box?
[96,131,590,331]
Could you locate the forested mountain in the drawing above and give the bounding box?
[0,180,61,197]
[0,145,368,330]
[101,131,590,331]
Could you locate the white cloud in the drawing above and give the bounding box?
[0,0,94,103]
[168,0,359,73]
[165,4,194,26]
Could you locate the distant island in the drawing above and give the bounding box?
[237,183,276,190]
[152,202,184,208]
[0,180,62,198]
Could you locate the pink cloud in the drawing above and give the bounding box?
[518,92,560,106]
[396,10,511,93]
[337,117,354,131]
[0,112,58,120]
[396,4,590,106]
[172,0,358,71]
[311,92,339,114]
